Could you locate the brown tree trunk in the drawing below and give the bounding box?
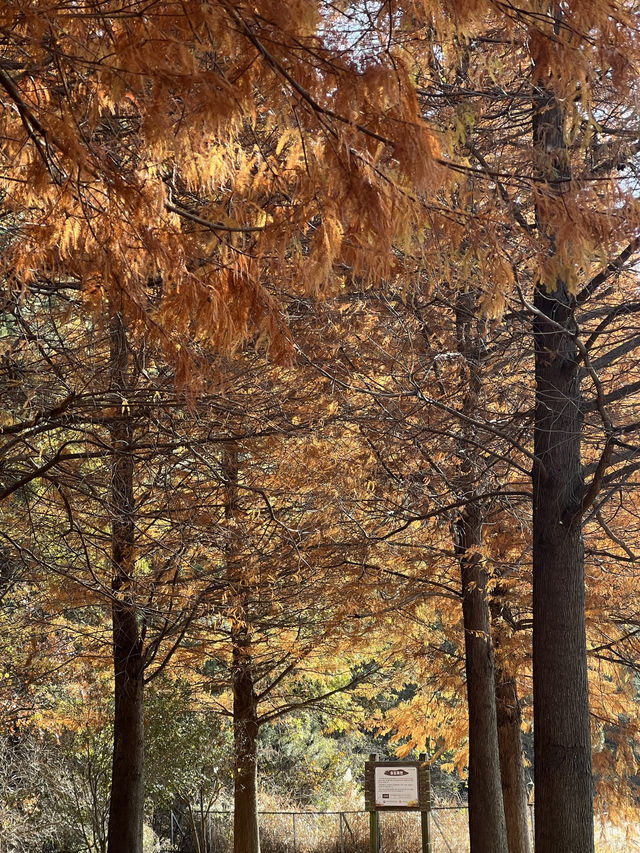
[531,73,594,853]
[495,670,532,853]
[223,442,261,853]
[108,603,145,853]
[454,508,508,853]
[232,626,260,853]
[453,293,508,853]
[107,312,145,853]
[532,290,593,852]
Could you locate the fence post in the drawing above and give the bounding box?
[419,755,432,853]
[292,812,297,853]
[339,812,345,853]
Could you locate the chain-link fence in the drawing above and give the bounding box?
[158,806,640,853]
[157,806,474,853]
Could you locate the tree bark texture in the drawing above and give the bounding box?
[223,443,261,853]
[232,627,260,853]
[495,670,532,853]
[107,313,145,853]
[455,508,508,853]
[453,294,508,853]
[532,76,594,853]
[108,604,144,853]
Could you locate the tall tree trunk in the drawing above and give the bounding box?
[495,668,532,853]
[232,625,260,853]
[107,312,145,853]
[223,442,261,853]
[531,71,594,852]
[454,508,508,853]
[490,589,532,853]
[453,293,508,853]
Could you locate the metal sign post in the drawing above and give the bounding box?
[364,753,432,853]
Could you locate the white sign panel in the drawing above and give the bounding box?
[374,765,419,808]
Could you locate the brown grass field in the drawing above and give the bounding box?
[193,808,640,853]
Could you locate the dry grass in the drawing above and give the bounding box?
[595,821,640,853]
[200,808,640,852]
[257,807,472,853]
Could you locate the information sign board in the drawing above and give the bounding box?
[374,765,419,808]
[364,756,432,853]
[364,757,431,813]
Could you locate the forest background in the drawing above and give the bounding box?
[2,1,640,852]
